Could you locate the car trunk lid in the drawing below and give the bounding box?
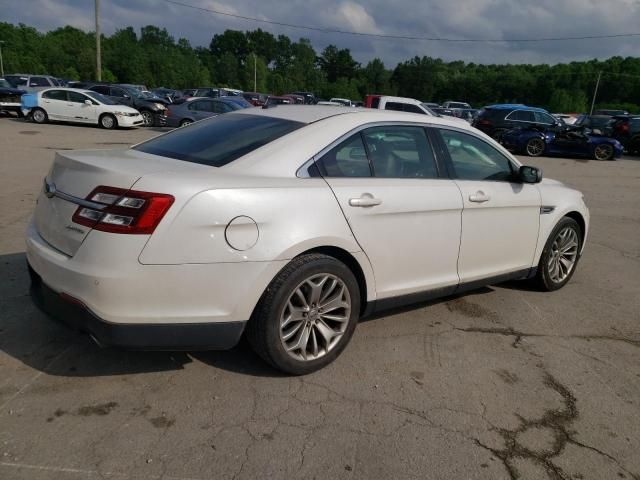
[34,148,206,256]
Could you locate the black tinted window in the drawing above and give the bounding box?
[30,77,50,87]
[42,90,67,101]
[363,126,438,178]
[134,114,304,167]
[189,100,212,112]
[91,85,110,95]
[316,134,371,177]
[439,129,515,181]
[111,87,127,97]
[402,104,425,114]
[384,102,404,112]
[68,91,90,104]
[509,110,534,121]
[535,112,555,124]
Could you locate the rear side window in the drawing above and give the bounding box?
[384,102,404,112]
[91,85,110,95]
[402,104,425,114]
[316,134,371,177]
[42,90,67,101]
[134,114,304,167]
[508,110,535,122]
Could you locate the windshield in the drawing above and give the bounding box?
[134,113,305,167]
[5,76,26,87]
[85,91,118,105]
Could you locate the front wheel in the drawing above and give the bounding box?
[179,119,193,127]
[246,253,360,375]
[534,217,582,291]
[140,110,153,127]
[99,113,117,130]
[593,144,614,161]
[31,108,48,124]
[525,137,545,157]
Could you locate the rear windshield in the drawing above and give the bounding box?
[134,113,305,167]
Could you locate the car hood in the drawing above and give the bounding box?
[0,87,26,95]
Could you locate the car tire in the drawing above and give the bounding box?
[534,217,582,292]
[99,113,117,130]
[179,119,193,127]
[246,253,361,375]
[31,108,48,124]
[525,137,545,157]
[140,110,153,127]
[593,144,614,161]
[629,135,640,155]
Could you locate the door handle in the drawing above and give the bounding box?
[469,191,490,203]
[349,193,382,207]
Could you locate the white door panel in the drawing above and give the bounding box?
[456,180,540,282]
[41,99,68,120]
[325,178,463,298]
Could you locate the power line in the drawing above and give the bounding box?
[161,0,640,43]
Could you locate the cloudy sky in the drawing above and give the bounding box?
[4,0,640,66]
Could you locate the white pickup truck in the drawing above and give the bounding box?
[371,95,468,124]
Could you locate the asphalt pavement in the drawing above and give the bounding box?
[0,117,638,480]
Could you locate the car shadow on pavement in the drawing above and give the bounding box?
[0,252,283,379]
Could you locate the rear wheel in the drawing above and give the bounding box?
[32,108,48,124]
[593,144,614,161]
[246,253,360,375]
[179,119,193,127]
[534,217,582,291]
[525,137,545,157]
[99,113,117,130]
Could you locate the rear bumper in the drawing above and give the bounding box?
[29,263,246,350]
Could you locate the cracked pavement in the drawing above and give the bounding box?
[0,119,639,479]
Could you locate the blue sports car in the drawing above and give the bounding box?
[501,125,623,161]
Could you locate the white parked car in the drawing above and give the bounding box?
[330,98,353,106]
[25,87,144,129]
[376,96,468,124]
[27,106,589,374]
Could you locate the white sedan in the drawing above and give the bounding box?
[26,87,144,129]
[26,106,589,374]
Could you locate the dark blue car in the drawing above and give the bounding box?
[501,125,623,161]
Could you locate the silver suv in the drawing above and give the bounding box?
[5,74,62,92]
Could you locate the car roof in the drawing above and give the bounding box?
[485,104,548,113]
[234,104,471,126]
[38,87,94,94]
[379,96,422,105]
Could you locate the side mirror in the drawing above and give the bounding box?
[84,99,92,105]
[519,165,542,183]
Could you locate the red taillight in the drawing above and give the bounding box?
[616,122,629,133]
[72,186,174,234]
[478,118,492,126]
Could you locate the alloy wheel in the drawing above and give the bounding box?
[547,226,579,283]
[526,138,545,157]
[279,273,351,362]
[141,111,153,126]
[594,144,613,161]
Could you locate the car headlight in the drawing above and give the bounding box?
[113,111,127,116]
[153,103,165,110]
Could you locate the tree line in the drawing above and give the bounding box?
[2,21,640,112]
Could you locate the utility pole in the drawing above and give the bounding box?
[254,53,257,92]
[590,71,602,115]
[95,0,101,81]
[0,41,5,77]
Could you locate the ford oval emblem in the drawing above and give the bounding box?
[44,179,56,198]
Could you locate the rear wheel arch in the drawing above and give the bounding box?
[301,246,369,316]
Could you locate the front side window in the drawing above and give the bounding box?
[362,126,438,178]
[42,90,67,101]
[68,91,91,104]
[439,129,515,181]
[535,111,556,124]
[189,100,211,112]
[316,134,371,177]
[134,114,304,167]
